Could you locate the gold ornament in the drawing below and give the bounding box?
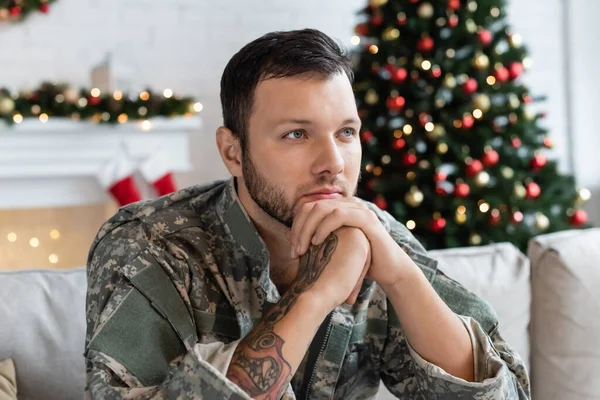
[365,89,379,105]
[509,33,523,47]
[472,94,491,112]
[501,167,514,179]
[405,187,424,207]
[475,171,490,187]
[369,0,388,6]
[469,233,482,245]
[437,143,449,154]
[524,107,536,121]
[455,212,467,224]
[514,184,526,198]
[535,212,550,231]
[576,188,592,205]
[466,19,477,33]
[0,97,15,115]
[417,2,434,19]
[443,74,457,89]
[427,124,446,140]
[508,94,520,109]
[473,52,490,70]
[382,27,400,41]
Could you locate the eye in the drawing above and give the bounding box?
[340,128,356,138]
[284,130,306,140]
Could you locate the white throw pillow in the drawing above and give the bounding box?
[429,243,531,372]
[528,228,600,400]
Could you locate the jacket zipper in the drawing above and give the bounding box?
[301,312,334,400]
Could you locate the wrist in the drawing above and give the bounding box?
[380,261,424,300]
[298,289,336,319]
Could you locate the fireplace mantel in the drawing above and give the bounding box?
[0,117,200,209]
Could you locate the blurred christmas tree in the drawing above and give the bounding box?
[352,0,592,251]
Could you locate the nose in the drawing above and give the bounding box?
[311,137,345,178]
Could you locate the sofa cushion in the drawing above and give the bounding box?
[428,243,531,372]
[528,228,600,400]
[0,359,17,400]
[0,268,87,400]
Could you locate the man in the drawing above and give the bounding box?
[85,29,530,399]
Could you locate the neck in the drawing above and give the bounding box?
[235,178,299,292]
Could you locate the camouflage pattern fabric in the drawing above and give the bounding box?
[84,178,530,399]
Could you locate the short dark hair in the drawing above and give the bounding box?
[220,28,354,152]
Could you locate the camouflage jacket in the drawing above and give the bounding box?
[85,178,530,399]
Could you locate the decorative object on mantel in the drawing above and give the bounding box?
[0,0,56,22]
[97,147,178,206]
[90,53,135,94]
[0,81,202,126]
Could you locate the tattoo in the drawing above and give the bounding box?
[227,233,338,399]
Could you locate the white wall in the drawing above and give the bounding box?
[1,0,597,223]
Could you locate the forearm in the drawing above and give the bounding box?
[382,264,474,382]
[226,290,328,399]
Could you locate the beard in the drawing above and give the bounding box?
[241,151,357,229]
[242,152,296,228]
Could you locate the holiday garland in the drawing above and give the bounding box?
[0,0,56,21]
[0,82,202,126]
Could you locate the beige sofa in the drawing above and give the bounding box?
[1,228,598,400]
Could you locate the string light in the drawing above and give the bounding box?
[7,232,17,242]
[350,36,361,45]
[49,254,59,264]
[39,113,49,123]
[163,89,173,98]
[406,220,416,230]
[113,91,123,101]
[139,91,150,101]
[90,88,101,97]
[479,202,491,213]
[30,237,40,248]
[193,102,203,112]
[403,124,413,135]
[13,114,23,123]
[141,120,152,131]
[473,109,483,119]
[118,113,128,124]
[369,45,379,54]
[421,60,432,70]
[50,229,60,240]
[424,122,434,132]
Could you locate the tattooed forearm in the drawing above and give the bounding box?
[226,233,338,399]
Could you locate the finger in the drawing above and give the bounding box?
[310,208,369,246]
[295,202,336,256]
[289,202,318,257]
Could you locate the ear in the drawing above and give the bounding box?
[216,126,243,177]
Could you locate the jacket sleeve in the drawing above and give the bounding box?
[84,217,251,400]
[371,207,531,399]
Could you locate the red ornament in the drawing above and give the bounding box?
[511,211,524,224]
[543,137,554,148]
[88,95,101,106]
[431,66,442,78]
[431,217,447,233]
[9,6,21,16]
[511,137,522,148]
[434,172,447,182]
[366,179,377,190]
[494,66,510,83]
[448,0,461,10]
[402,153,418,166]
[393,138,406,150]
[40,3,49,13]
[478,30,493,46]
[417,36,435,53]
[419,113,432,126]
[455,183,470,197]
[462,78,478,95]
[374,195,388,210]
[462,114,475,129]
[387,96,406,111]
[526,182,541,198]
[391,68,408,83]
[570,209,588,226]
[523,95,533,103]
[448,14,459,28]
[466,159,483,176]
[371,14,384,25]
[530,154,547,170]
[355,23,369,36]
[509,62,524,80]
[482,150,499,167]
[489,210,501,225]
[361,130,374,142]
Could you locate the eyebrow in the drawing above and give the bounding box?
[273,118,361,127]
